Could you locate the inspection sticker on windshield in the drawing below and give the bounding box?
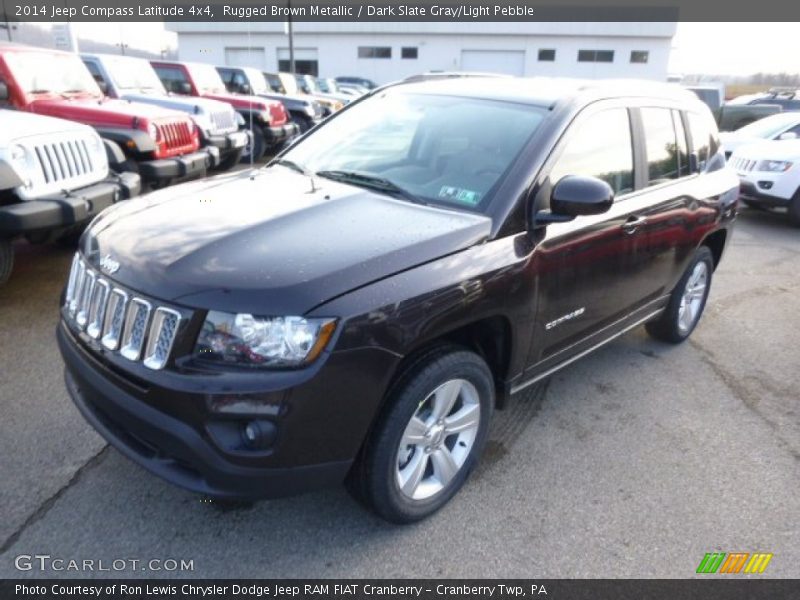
[438,186,481,206]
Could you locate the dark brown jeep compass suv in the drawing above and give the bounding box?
[58,77,739,523]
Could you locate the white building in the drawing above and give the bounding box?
[167,22,676,82]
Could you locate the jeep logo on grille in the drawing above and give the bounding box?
[99,254,120,275]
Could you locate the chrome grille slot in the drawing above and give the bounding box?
[68,259,86,316]
[65,254,81,307]
[120,298,152,361]
[143,308,181,370]
[86,279,110,339]
[102,289,129,351]
[76,270,96,328]
[64,254,185,369]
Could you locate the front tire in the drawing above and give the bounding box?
[646,246,714,343]
[789,190,800,227]
[0,238,14,286]
[240,127,266,163]
[349,347,493,523]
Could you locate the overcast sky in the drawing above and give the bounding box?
[73,22,800,77]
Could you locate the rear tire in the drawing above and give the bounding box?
[0,238,14,286]
[348,346,493,523]
[646,246,714,344]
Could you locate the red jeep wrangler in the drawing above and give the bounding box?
[0,43,216,188]
[151,60,298,161]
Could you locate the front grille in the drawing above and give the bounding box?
[156,120,195,151]
[64,255,183,371]
[210,110,236,133]
[731,156,757,172]
[33,139,96,184]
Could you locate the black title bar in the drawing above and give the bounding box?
[1,0,800,22]
[3,580,800,600]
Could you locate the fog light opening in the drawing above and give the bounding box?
[241,420,273,450]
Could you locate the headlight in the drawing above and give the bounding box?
[194,311,336,368]
[756,160,793,172]
[147,122,159,140]
[10,144,29,171]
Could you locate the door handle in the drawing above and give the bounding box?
[621,215,648,235]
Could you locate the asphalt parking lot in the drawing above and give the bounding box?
[0,202,798,579]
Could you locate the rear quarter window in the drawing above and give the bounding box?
[687,109,723,172]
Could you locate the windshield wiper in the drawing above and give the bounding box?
[270,158,319,192]
[315,170,424,205]
[272,158,312,176]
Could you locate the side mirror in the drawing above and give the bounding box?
[533,175,614,228]
[551,175,614,216]
[177,82,192,95]
[778,131,798,140]
[0,81,8,101]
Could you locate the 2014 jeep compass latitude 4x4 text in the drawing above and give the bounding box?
[58,78,738,523]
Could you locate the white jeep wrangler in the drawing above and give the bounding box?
[0,109,140,284]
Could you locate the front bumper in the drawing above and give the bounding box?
[205,130,251,153]
[262,122,300,147]
[138,148,219,183]
[738,181,792,209]
[57,318,397,500]
[0,173,140,238]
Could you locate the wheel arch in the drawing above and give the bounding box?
[701,228,728,270]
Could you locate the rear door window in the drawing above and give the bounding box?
[641,107,684,185]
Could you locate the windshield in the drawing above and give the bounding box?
[6,52,100,95]
[280,90,546,213]
[318,79,338,93]
[243,69,269,94]
[189,63,226,93]
[265,73,284,93]
[105,56,166,93]
[735,112,800,138]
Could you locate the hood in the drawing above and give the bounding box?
[83,168,491,315]
[255,92,310,111]
[720,131,762,155]
[29,96,189,128]
[119,92,232,117]
[200,91,271,111]
[0,108,93,142]
[730,139,800,162]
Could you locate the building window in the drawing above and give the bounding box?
[401,47,418,59]
[538,49,556,62]
[358,47,392,59]
[577,50,614,63]
[630,51,649,64]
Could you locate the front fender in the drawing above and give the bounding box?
[94,127,156,154]
[0,159,24,190]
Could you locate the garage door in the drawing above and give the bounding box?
[225,47,266,70]
[460,50,525,76]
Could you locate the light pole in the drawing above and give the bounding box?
[287,0,295,74]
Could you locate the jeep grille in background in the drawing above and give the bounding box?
[64,255,183,371]
[210,110,237,132]
[155,120,195,151]
[34,139,96,183]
